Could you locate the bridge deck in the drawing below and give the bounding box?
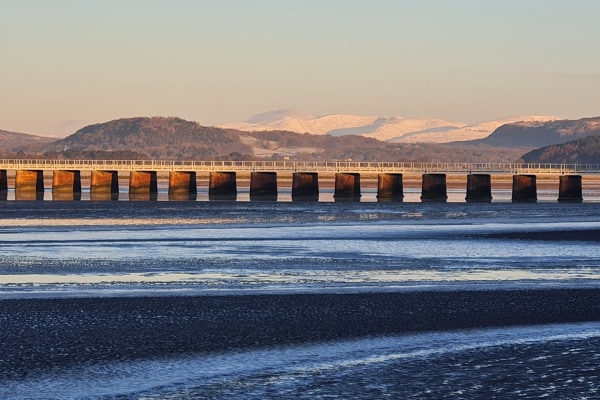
[1,160,600,175]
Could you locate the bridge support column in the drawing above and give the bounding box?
[209,171,237,201]
[168,171,197,201]
[377,173,403,202]
[52,170,82,201]
[292,172,319,202]
[512,174,537,202]
[90,171,119,201]
[421,173,447,202]
[129,171,158,201]
[334,173,361,201]
[0,170,7,201]
[558,175,583,203]
[250,171,277,201]
[466,174,492,202]
[15,170,44,201]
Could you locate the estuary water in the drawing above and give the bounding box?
[0,194,599,398]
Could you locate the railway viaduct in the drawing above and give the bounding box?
[0,160,595,202]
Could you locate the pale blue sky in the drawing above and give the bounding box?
[1,0,599,136]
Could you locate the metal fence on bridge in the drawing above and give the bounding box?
[2,159,600,175]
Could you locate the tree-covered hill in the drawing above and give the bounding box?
[521,136,600,164]
[0,129,54,155]
[475,117,600,148]
[49,117,254,159]
[244,130,527,163]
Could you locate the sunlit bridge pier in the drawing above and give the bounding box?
[1,160,600,202]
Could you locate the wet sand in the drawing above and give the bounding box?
[483,228,600,241]
[1,288,599,379]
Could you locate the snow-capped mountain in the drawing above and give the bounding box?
[221,110,562,143]
[388,115,563,144]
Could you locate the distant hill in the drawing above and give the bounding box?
[475,117,600,148]
[221,109,560,143]
[0,128,53,155]
[522,135,600,164]
[51,117,523,162]
[1,116,529,163]
[240,130,527,163]
[49,117,253,159]
[423,116,561,144]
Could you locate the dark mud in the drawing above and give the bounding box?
[1,288,599,379]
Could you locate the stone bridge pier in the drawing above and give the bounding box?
[129,171,158,201]
[209,171,237,201]
[15,170,45,200]
[334,173,361,201]
[168,171,197,201]
[0,170,7,201]
[52,170,82,201]
[91,171,119,201]
[292,172,319,201]
[512,175,537,202]
[250,172,278,201]
[377,173,404,202]
[466,174,492,202]
[421,173,447,202]
[558,175,583,202]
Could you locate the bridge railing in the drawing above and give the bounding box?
[1,159,600,174]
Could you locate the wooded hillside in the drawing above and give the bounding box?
[475,117,600,148]
[49,117,253,159]
[522,136,600,164]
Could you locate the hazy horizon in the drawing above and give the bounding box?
[2,1,599,137]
